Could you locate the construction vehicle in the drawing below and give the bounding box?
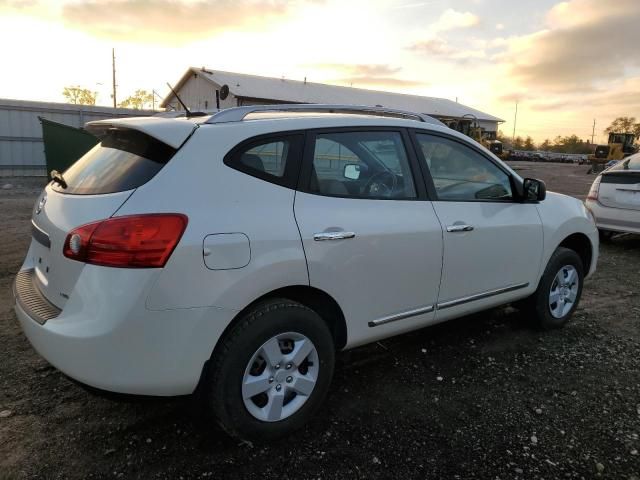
[443,116,509,159]
[466,123,509,159]
[588,132,637,173]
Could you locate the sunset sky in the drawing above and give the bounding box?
[1,0,638,143]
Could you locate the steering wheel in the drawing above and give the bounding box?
[364,171,397,198]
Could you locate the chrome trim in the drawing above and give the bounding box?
[437,282,529,310]
[313,231,356,241]
[13,269,61,325]
[31,220,51,248]
[368,305,435,327]
[446,224,474,233]
[206,104,445,126]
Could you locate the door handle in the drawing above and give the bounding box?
[446,224,474,233]
[313,231,356,241]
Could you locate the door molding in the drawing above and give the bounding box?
[436,282,529,310]
[368,304,435,327]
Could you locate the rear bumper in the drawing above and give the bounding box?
[14,265,238,396]
[585,199,640,234]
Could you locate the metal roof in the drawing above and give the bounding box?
[161,67,504,123]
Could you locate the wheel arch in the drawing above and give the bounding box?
[214,285,348,356]
[557,232,594,275]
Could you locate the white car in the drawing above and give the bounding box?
[586,153,640,240]
[14,104,598,440]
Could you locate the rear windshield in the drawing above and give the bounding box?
[51,128,176,195]
[608,153,640,172]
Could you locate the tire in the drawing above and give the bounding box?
[599,229,614,242]
[201,299,335,441]
[523,247,584,330]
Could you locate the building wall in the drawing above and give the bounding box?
[0,99,153,176]
[164,73,237,112]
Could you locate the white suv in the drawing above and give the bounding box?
[14,104,598,440]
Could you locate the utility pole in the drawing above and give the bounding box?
[591,118,596,144]
[512,102,518,143]
[111,48,117,108]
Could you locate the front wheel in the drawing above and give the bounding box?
[201,299,335,441]
[523,247,584,329]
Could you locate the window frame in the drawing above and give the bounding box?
[223,131,305,189]
[298,127,429,201]
[409,129,521,203]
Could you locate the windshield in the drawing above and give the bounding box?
[51,128,176,195]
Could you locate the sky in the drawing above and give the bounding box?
[1,0,639,143]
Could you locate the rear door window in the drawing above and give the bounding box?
[51,128,176,195]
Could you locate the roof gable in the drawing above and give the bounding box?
[162,67,503,123]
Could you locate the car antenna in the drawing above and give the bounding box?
[166,83,206,118]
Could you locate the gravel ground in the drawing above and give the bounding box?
[1,166,639,479]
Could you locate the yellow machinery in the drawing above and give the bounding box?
[588,132,636,171]
[467,124,508,159]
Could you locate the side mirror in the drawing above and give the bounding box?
[523,178,546,201]
[344,164,362,180]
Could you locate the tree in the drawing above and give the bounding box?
[604,116,639,134]
[523,136,536,151]
[62,86,97,105]
[539,139,552,151]
[512,136,524,149]
[118,89,154,109]
[549,135,592,154]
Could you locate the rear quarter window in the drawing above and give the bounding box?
[608,153,640,172]
[224,133,304,189]
[51,128,176,195]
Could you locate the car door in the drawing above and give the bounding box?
[411,131,543,321]
[294,128,444,348]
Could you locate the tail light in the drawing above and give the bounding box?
[63,214,188,268]
[586,176,601,201]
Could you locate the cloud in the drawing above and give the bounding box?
[408,38,454,56]
[334,76,423,87]
[60,0,296,43]
[311,63,424,88]
[408,37,486,63]
[501,0,640,92]
[0,0,38,7]
[314,64,402,77]
[497,92,536,104]
[528,77,640,112]
[430,9,480,32]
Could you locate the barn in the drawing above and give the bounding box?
[161,67,503,139]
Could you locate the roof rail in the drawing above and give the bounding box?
[204,104,444,125]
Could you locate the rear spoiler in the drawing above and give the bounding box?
[85,117,198,150]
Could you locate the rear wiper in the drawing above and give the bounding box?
[50,170,67,189]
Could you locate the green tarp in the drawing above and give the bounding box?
[39,117,98,175]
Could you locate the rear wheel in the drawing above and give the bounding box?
[521,247,584,329]
[202,299,335,441]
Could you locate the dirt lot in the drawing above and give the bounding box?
[1,164,639,479]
